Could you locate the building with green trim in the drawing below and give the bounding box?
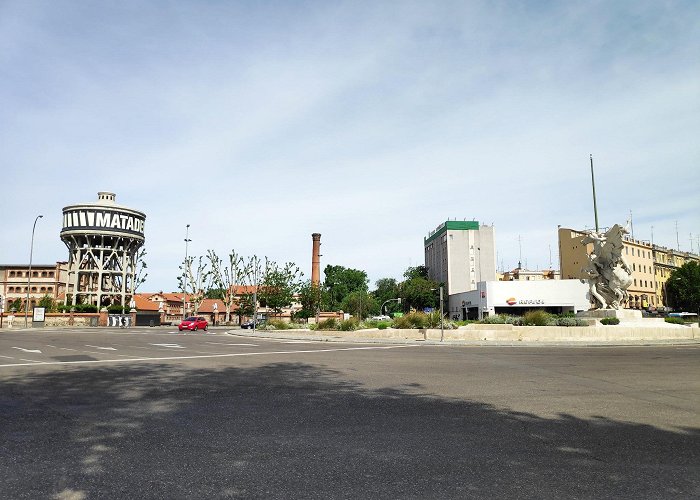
[424,220,496,295]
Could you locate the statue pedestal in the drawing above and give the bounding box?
[577,309,643,321]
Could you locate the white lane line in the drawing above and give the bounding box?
[150,343,185,349]
[0,345,418,368]
[205,342,259,347]
[85,345,117,351]
[59,347,78,351]
[12,347,42,353]
[0,355,15,359]
[19,358,43,363]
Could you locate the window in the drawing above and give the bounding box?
[9,271,15,277]
[41,271,47,277]
[633,263,636,271]
[49,272,54,278]
[32,271,38,277]
[634,279,637,286]
[31,287,37,292]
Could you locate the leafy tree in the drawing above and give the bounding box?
[666,261,700,313]
[297,280,322,320]
[399,266,441,312]
[208,249,251,323]
[371,278,400,315]
[323,265,369,311]
[258,259,303,317]
[403,265,429,281]
[38,294,56,312]
[341,290,379,319]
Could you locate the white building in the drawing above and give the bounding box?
[448,279,590,321]
[424,220,496,295]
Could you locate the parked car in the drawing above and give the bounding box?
[370,315,392,321]
[241,320,264,329]
[178,316,208,331]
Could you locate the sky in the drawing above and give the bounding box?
[1,0,698,292]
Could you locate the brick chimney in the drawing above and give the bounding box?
[311,233,321,286]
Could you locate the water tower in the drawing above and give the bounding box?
[60,192,146,308]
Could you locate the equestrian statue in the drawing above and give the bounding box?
[581,223,633,310]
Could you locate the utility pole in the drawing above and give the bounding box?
[182,224,191,321]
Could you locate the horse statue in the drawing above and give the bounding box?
[581,223,633,310]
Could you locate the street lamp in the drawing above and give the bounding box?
[25,215,43,328]
[182,224,191,321]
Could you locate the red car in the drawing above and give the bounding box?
[178,316,208,331]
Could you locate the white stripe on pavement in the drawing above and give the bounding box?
[0,345,418,368]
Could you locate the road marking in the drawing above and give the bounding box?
[150,343,185,349]
[0,355,15,359]
[85,345,117,351]
[0,345,418,368]
[19,358,43,363]
[12,347,42,354]
[205,342,258,347]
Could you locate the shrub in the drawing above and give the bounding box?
[504,315,522,326]
[600,317,620,325]
[393,315,411,329]
[481,315,506,324]
[556,317,586,327]
[522,310,555,326]
[107,305,128,314]
[317,318,338,330]
[339,318,359,331]
[265,319,291,330]
[377,321,390,330]
[407,312,429,329]
[665,317,685,325]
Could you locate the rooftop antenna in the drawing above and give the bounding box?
[676,221,680,250]
[691,233,695,254]
[629,210,634,239]
[548,244,553,269]
[518,235,522,269]
[651,225,654,246]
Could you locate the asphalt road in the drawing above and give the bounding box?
[1,327,699,499]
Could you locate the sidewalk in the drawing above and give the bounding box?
[224,328,700,347]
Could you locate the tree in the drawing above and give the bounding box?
[371,278,400,315]
[341,290,379,319]
[258,259,303,317]
[666,261,700,313]
[178,255,211,315]
[132,247,148,292]
[208,249,251,323]
[399,266,440,312]
[323,265,369,311]
[38,295,56,312]
[297,280,322,320]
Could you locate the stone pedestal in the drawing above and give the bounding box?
[130,308,137,328]
[577,309,643,322]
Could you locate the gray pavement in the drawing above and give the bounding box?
[1,327,699,499]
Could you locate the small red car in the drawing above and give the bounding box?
[178,316,208,331]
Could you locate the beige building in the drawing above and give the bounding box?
[0,262,68,312]
[559,227,698,310]
[501,268,559,281]
[653,246,700,310]
[424,220,496,295]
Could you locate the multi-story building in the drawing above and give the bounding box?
[501,268,559,281]
[424,220,496,295]
[653,246,700,310]
[0,262,69,312]
[558,227,698,310]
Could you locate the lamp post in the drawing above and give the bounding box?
[25,214,43,328]
[182,224,191,321]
